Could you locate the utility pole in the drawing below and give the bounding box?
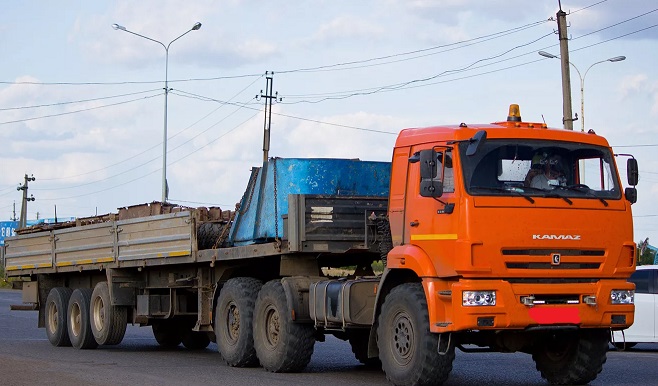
[17,174,35,229]
[11,201,17,221]
[259,72,280,163]
[556,3,575,130]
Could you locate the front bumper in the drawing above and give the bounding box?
[424,278,635,333]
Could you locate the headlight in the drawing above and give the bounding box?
[463,291,496,306]
[610,290,634,304]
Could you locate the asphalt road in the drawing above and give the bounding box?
[1,288,658,386]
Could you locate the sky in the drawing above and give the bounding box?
[0,0,657,245]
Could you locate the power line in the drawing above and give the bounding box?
[571,0,609,14]
[276,19,551,74]
[0,89,161,111]
[35,75,263,183]
[0,92,162,126]
[38,109,262,201]
[571,8,658,42]
[173,89,398,134]
[0,73,262,86]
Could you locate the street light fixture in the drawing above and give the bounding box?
[538,51,626,132]
[112,22,202,202]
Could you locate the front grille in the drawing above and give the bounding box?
[502,249,604,256]
[506,262,600,270]
[507,278,599,284]
[521,294,580,305]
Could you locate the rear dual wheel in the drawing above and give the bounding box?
[45,287,74,347]
[253,280,315,372]
[67,288,98,349]
[216,277,262,367]
[91,282,127,345]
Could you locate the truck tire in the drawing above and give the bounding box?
[216,277,262,367]
[182,330,211,350]
[532,328,608,385]
[45,287,74,347]
[152,320,182,348]
[90,281,127,345]
[197,222,224,249]
[348,331,381,367]
[377,283,455,386]
[253,280,315,372]
[67,288,99,350]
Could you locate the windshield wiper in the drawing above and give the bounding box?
[543,192,573,205]
[553,185,609,207]
[470,186,535,203]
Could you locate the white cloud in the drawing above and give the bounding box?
[313,15,385,42]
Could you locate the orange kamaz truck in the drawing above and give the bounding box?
[3,105,639,385]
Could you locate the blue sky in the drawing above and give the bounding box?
[1,0,657,245]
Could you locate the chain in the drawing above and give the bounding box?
[272,158,280,243]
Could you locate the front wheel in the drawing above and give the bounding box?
[532,328,608,385]
[377,283,455,386]
[253,280,315,372]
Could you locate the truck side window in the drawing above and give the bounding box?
[440,150,455,193]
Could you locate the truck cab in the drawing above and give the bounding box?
[374,105,638,385]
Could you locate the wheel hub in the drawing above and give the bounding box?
[392,312,414,365]
[226,302,240,342]
[264,306,280,348]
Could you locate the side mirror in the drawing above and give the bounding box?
[419,149,438,179]
[627,158,639,186]
[466,130,487,156]
[421,179,443,198]
[625,187,637,204]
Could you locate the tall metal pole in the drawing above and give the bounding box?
[579,57,626,132]
[556,9,574,130]
[540,51,626,132]
[112,22,202,202]
[163,47,170,202]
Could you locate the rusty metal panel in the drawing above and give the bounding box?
[3,232,53,272]
[117,212,193,261]
[53,222,114,268]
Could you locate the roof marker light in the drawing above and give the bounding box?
[507,104,522,122]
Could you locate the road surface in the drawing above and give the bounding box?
[1,289,656,386]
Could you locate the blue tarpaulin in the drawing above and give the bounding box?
[228,158,391,245]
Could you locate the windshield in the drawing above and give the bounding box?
[459,139,621,200]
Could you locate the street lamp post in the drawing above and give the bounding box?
[112,22,202,203]
[538,51,626,132]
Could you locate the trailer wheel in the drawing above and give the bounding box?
[45,287,74,347]
[348,331,381,367]
[67,288,99,349]
[377,283,455,386]
[182,330,211,350]
[216,277,262,367]
[90,282,127,345]
[532,328,608,385]
[253,280,315,372]
[152,320,182,348]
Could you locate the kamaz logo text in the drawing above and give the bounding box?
[532,234,581,240]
